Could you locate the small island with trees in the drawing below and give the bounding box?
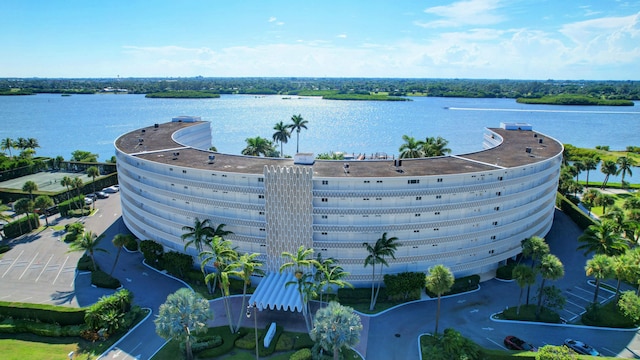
[145,90,220,99]
[516,94,634,106]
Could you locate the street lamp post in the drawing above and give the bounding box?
[246,302,259,360]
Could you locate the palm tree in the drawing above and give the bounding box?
[198,229,236,293]
[535,254,564,319]
[577,221,628,256]
[600,160,618,189]
[155,288,212,360]
[25,137,39,150]
[0,202,11,224]
[582,188,600,216]
[585,254,614,304]
[110,234,131,275]
[520,236,549,305]
[15,137,28,151]
[616,156,636,187]
[595,193,615,215]
[241,136,272,157]
[34,195,54,227]
[280,245,319,332]
[363,232,400,311]
[71,177,84,210]
[22,180,38,201]
[398,135,424,159]
[310,301,363,360]
[67,230,108,271]
[572,160,585,183]
[272,121,291,157]
[87,166,100,194]
[582,157,600,188]
[0,138,15,157]
[421,136,451,157]
[314,254,352,306]
[425,264,455,334]
[512,264,536,315]
[611,254,630,301]
[204,257,240,333]
[181,218,214,253]
[13,198,33,233]
[54,155,65,170]
[234,252,264,332]
[288,114,308,153]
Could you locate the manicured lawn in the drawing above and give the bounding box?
[0,336,76,360]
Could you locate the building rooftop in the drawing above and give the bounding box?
[115,121,563,178]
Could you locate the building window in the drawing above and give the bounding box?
[491,235,496,240]
[498,176,503,181]
[184,186,188,189]
[322,180,328,185]
[321,232,328,235]
[496,191,501,196]
[433,228,439,231]
[436,195,442,199]
[437,178,443,182]
[363,198,369,201]
[258,195,264,199]
[259,228,265,232]
[376,180,383,183]
[321,198,328,202]
[416,196,422,200]
[415,213,421,217]
[494,206,500,211]
[182,170,187,174]
[435,211,440,215]
[321,215,328,219]
[258,177,264,182]
[492,221,498,226]
[414,230,420,233]
[222,174,227,177]
[169,168,173,171]
[489,250,495,254]
[259,211,265,215]
[363,215,369,218]
[364,180,370,184]
[376,197,382,200]
[408,179,419,184]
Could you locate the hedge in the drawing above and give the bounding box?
[0,301,86,326]
[91,270,122,289]
[556,192,598,230]
[2,213,40,239]
[0,318,86,337]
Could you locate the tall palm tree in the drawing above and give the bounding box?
[13,198,33,233]
[398,135,424,159]
[87,166,100,194]
[71,177,84,210]
[234,252,264,332]
[512,264,536,315]
[425,264,455,334]
[363,232,400,311]
[520,236,549,305]
[288,114,308,153]
[314,254,352,306]
[280,245,319,332]
[34,195,54,227]
[582,188,600,216]
[0,138,15,157]
[582,157,600,188]
[199,235,237,293]
[535,254,564,319]
[241,136,272,157]
[595,193,616,215]
[611,254,630,301]
[577,221,628,256]
[616,156,636,187]
[110,234,132,275]
[181,218,214,253]
[585,254,614,304]
[15,137,28,151]
[204,258,240,333]
[67,230,108,271]
[272,121,291,158]
[600,160,618,189]
[572,160,585,183]
[26,138,39,150]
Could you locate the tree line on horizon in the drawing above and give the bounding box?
[2,77,640,100]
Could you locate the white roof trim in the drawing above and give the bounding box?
[249,272,303,312]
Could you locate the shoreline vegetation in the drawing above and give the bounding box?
[516,94,634,106]
[1,78,639,104]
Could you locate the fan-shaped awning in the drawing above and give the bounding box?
[248,272,302,312]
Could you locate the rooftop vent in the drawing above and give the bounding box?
[172,152,180,160]
[141,129,146,133]
[208,155,216,164]
[343,163,350,174]
[154,123,159,128]
[525,147,532,153]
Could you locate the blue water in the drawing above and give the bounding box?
[1,93,638,182]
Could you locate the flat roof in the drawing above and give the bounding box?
[115,121,563,177]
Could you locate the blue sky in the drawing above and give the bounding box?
[1,0,639,80]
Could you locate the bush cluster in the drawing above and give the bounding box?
[0,301,85,326]
[91,269,121,289]
[0,318,86,337]
[383,272,424,301]
[2,213,40,239]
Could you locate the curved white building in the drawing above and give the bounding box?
[115,118,562,286]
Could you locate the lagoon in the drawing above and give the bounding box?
[0,93,638,183]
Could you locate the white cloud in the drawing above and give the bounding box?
[268,17,277,22]
[418,0,505,28]
[337,34,347,38]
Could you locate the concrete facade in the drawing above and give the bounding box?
[115,119,563,286]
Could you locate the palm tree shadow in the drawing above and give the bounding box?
[50,289,76,306]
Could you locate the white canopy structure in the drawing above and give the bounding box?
[248,272,303,312]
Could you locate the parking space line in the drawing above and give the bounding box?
[2,250,24,278]
[53,256,69,285]
[19,252,39,279]
[36,254,54,282]
[486,337,507,350]
[574,286,594,295]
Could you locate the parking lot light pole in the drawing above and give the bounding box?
[246,302,259,360]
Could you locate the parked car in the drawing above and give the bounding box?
[102,186,119,193]
[95,191,109,199]
[564,338,600,356]
[84,197,93,205]
[504,336,536,351]
[85,193,97,200]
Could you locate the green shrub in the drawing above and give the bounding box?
[0,244,11,254]
[77,254,94,271]
[140,240,164,266]
[160,251,193,278]
[276,332,294,351]
[0,318,86,337]
[235,330,261,349]
[581,302,636,328]
[2,213,40,238]
[289,348,312,360]
[502,304,561,323]
[0,301,85,325]
[91,270,121,289]
[384,272,424,302]
[191,336,222,353]
[496,261,517,280]
[426,274,480,297]
[292,332,314,349]
[124,236,139,251]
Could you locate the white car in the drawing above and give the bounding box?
[84,197,93,205]
[102,186,119,193]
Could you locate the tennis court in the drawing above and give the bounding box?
[0,171,93,192]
